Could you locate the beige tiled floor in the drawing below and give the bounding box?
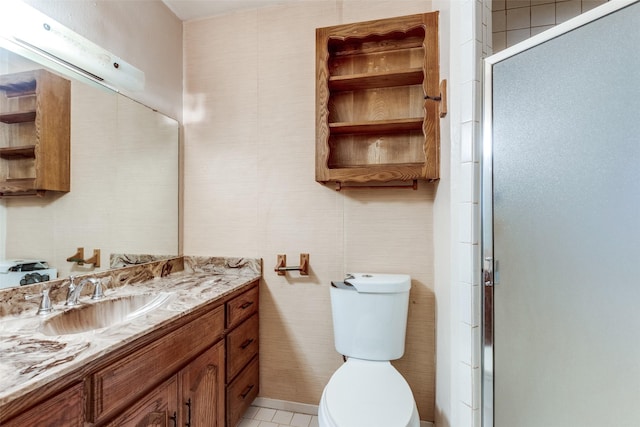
[238,405,319,427]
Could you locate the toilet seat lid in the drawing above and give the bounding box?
[324,359,416,427]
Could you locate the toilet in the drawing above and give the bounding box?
[318,273,420,427]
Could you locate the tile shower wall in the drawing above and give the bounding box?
[452,1,488,425]
[492,0,609,51]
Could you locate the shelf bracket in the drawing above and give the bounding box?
[275,253,309,276]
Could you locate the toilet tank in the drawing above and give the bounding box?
[330,273,411,361]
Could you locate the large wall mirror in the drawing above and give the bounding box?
[0,38,179,289]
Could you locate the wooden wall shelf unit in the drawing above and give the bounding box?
[0,69,71,197]
[316,12,444,188]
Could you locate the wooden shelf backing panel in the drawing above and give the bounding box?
[2,156,36,181]
[328,85,424,125]
[0,111,36,124]
[0,122,37,150]
[0,145,36,159]
[328,131,425,167]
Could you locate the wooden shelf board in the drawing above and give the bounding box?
[0,145,36,159]
[0,178,37,194]
[320,162,428,184]
[328,161,424,169]
[329,117,423,134]
[0,111,36,124]
[328,68,423,91]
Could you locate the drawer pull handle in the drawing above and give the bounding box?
[240,338,254,349]
[240,384,255,399]
[185,398,192,427]
[240,301,254,310]
[169,411,177,427]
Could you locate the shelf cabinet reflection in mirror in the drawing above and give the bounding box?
[0,69,70,197]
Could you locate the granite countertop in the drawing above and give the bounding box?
[0,256,261,415]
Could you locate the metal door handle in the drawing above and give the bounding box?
[484,257,494,286]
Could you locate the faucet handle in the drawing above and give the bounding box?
[90,278,104,300]
[25,288,53,315]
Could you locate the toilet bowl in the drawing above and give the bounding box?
[318,358,419,427]
[319,273,420,427]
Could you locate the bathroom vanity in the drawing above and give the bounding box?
[0,256,260,427]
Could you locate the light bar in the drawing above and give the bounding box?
[0,0,144,92]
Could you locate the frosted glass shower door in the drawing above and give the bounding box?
[490,3,640,426]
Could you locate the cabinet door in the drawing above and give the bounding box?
[105,376,178,427]
[180,340,225,427]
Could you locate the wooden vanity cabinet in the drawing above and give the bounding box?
[0,69,70,197]
[315,12,443,187]
[90,280,259,427]
[2,383,84,427]
[0,280,260,427]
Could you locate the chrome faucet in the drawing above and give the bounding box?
[65,276,103,306]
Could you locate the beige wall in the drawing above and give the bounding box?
[183,0,438,421]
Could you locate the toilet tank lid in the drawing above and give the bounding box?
[343,273,411,293]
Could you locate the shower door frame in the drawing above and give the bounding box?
[480,1,638,426]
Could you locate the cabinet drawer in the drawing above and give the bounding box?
[227,313,259,381]
[89,305,224,423]
[227,357,259,427]
[226,285,258,329]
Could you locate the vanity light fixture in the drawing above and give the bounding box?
[0,0,145,92]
